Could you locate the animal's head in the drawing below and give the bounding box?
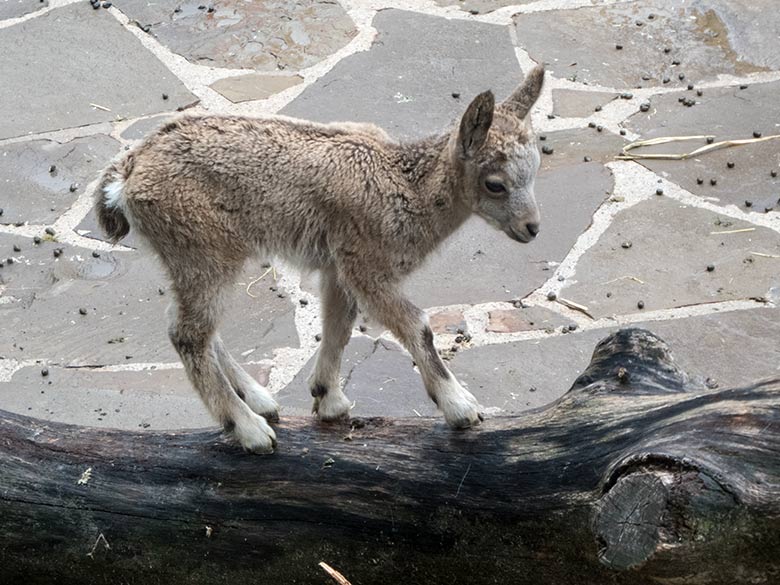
[450,66,545,243]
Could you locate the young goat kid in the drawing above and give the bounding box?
[96,66,545,453]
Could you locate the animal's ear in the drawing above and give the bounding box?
[503,65,545,119]
[457,90,495,159]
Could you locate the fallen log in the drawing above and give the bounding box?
[0,328,778,585]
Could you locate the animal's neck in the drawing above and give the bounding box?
[395,133,472,244]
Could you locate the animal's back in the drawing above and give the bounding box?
[116,114,403,268]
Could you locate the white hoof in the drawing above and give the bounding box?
[438,383,484,430]
[243,382,280,423]
[231,412,277,454]
[312,388,353,421]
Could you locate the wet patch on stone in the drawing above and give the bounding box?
[514,0,772,89]
[0,134,120,226]
[276,336,435,418]
[552,89,618,118]
[0,3,196,140]
[625,80,780,213]
[0,0,48,20]
[0,246,299,364]
[112,0,356,72]
[561,199,780,318]
[282,9,521,140]
[486,305,573,334]
[210,74,303,104]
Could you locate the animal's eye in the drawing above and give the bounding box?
[484,179,506,194]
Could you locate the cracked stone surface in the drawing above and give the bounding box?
[112,0,357,71]
[210,74,303,103]
[561,199,780,318]
[1,0,779,436]
[514,0,775,89]
[0,135,120,226]
[0,3,196,140]
[282,10,521,139]
[0,0,48,19]
[625,80,780,213]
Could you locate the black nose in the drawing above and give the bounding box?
[526,222,540,237]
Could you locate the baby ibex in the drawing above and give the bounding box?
[95,66,545,453]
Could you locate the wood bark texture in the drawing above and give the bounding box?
[0,328,778,585]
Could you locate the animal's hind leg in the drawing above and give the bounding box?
[309,266,356,421]
[167,267,276,453]
[213,335,279,422]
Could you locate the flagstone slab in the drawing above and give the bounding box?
[111,0,356,72]
[0,3,196,140]
[0,0,48,19]
[0,365,212,430]
[210,74,303,103]
[560,198,780,318]
[513,0,776,90]
[281,9,521,140]
[405,154,614,308]
[276,336,435,418]
[0,241,299,365]
[433,0,535,14]
[449,307,780,414]
[120,115,172,141]
[625,80,780,213]
[552,89,619,119]
[0,134,120,226]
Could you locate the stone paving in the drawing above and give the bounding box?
[0,0,778,431]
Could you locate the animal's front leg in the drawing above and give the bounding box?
[310,267,357,421]
[350,283,483,428]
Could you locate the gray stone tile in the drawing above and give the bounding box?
[405,160,613,308]
[112,0,356,71]
[450,307,780,414]
[120,115,172,141]
[552,89,618,118]
[276,336,436,418]
[539,128,626,169]
[451,329,600,413]
[434,0,534,14]
[75,206,140,249]
[625,80,780,213]
[0,242,299,365]
[281,9,521,140]
[0,0,48,19]
[486,305,573,334]
[210,74,303,103]
[1,365,213,430]
[0,3,196,140]
[0,134,120,226]
[514,0,776,90]
[561,198,780,318]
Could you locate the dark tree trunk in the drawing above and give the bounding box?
[0,328,778,585]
